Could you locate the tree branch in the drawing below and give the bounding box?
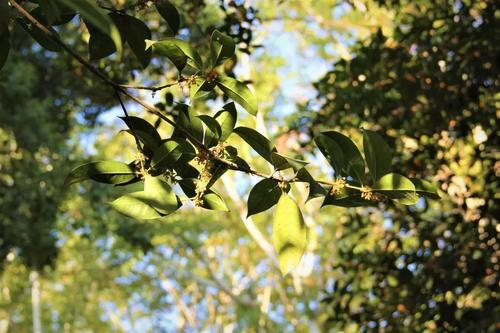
[10,0,366,195]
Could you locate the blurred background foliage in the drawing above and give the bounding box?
[0,0,498,332]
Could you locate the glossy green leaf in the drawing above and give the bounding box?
[270,152,308,172]
[172,138,197,164]
[0,27,9,71]
[233,126,276,163]
[315,133,345,175]
[319,131,366,183]
[210,30,235,67]
[189,77,214,100]
[198,114,222,147]
[56,0,122,56]
[214,103,237,141]
[178,107,204,143]
[146,38,202,72]
[273,193,307,275]
[150,140,182,170]
[17,19,62,52]
[144,176,179,215]
[120,116,162,155]
[225,146,250,170]
[216,76,257,115]
[65,161,137,185]
[410,178,441,200]
[247,179,281,217]
[155,0,180,35]
[201,192,229,211]
[374,173,417,204]
[205,161,228,189]
[111,191,163,220]
[111,13,151,68]
[363,129,392,181]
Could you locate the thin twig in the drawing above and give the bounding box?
[119,79,183,92]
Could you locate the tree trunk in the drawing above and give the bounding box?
[29,270,42,333]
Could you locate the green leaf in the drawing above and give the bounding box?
[0,27,9,71]
[198,114,222,147]
[172,138,196,164]
[247,179,281,217]
[146,38,203,72]
[319,131,366,183]
[150,140,182,170]
[155,0,180,35]
[17,19,62,52]
[210,30,235,67]
[270,153,308,172]
[216,76,257,115]
[189,77,214,101]
[56,0,122,56]
[201,192,229,211]
[374,173,417,204]
[295,168,327,201]
[273,193,307,275]
[65,161,137,185]
[206,161,228,189]
[111,13,152,68]
[87,21,116,60]
[410,178,441,200]
[111,191,163,220]
[214,103,237,141]
[314,133,345,175]
[178,107,204,143]
[225,146,250,170]
[233,126,276,163]
[144,176,179,215]
[363,129,392,181]
[177,179,229,211]
[120,116,162,156]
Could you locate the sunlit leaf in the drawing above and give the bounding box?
[214,103,237,142]
[233,126,276,163]
[273,193,307,275]
[216,76,257,115]
[374,173,417,204]
[65,161,137,185]
[110,191,163,220]
[146,38,202,72]
[210,30,235,67]
[144,176,179,215]
[150,140,182,170]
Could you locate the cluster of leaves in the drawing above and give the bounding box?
[2,0,440,276]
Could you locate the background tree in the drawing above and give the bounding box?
[0,0,497,332]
